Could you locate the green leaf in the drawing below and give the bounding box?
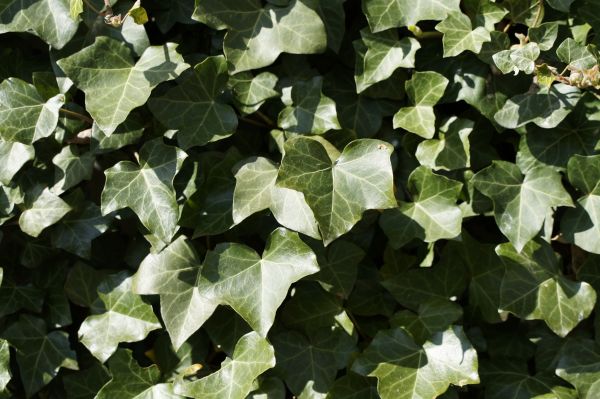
[57,37,188,135]
[547,0,575,11]
[473,161,573,251]
[52,145,94,192]
[436,11,491,57]
[96,349,180,399]
[128,6,148,25]
[174,332,275,399]
[0,279,43,318]
[193,0,327,73]
[562,155,600,253]
[232,156,320,239]
[277,137,396,245]
[0,0,79,49]
[380,166,463,247]
[273,328,355,396]
[69,0,82,19]
[63,361,110,399]
[415,117,473,171]
[278,76,341,134]
[494,83,581,129]
[149,56,237,149]
[64,262,108,308]
[464,0,508,31]
[390,299,463,344]
[529,22,559,51]
[19,187,71,237]
[2,315,78,397]
[556,339,600,399]
[310,239,364,299]
[0,78,64,144]
[78,271,161,362]
[352,326,479,399]
[0,140,34,184]
[230,72,279,115]
[362,0,460,32]
[0,340,10,393]
[353,29,420,93]
[556,38,598,70]
[326,374,379,399]
[101,138,187,245]
[393,71,449,138]
[496,239,596,336]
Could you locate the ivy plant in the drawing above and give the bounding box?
[1,0,600,398]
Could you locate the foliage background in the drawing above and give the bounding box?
[1,0,600,398]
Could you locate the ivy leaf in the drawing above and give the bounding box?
[353,29,420,93]
[556,38,598,70]
[63,361,110,399]
[19,188,71,238]
[0,78,64,144]
[0,0,79,49]
[464,0,508,31]
[277,137,396,245]
[101,138,187,246]
[0,339,9,393]
[2,315,78,397]
[415,117,473,171]
[193,0,327,73]
[52,145,94,192]
[436,11,491,57]
[0,279,43,318]
[149,56,238,149]
[351,326,479,399]
[494,84,581,129]
[496,239,596,336]
[326,374,379,398]
[132,236,217,350]
[556,339,600,399]
[96,349,181,399]
[232,156,320,239]
[278,76,341,134]
[547,0,575,11]
[362,0,460,32]
[174,332,275,399]
[380,166,463,247]
[230,72,279,115]
[562,155,600,254]
[310,239,364,299]
[57,37,188,135]
[273,328,355,396]
[473,161,573,251]
[393,71,449,138]
[196,228,319,336]
[69,0,82,19]
[494,43,541,75]
[529,22,559,51]
[390,299,463,344]
[0,140,34,184]
[78,272,161,362]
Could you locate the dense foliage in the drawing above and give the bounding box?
[1,0,600,397]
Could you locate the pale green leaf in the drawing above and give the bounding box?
[149,56,237,149]
[278,76,340,135]
[436,11,491,57]
[352,326,479,399]
[96,349,181,399]
[193,0,327,73]
[0,0,79,49]
[556,38,598,70]
[496,239,596,336]
[232,156,320,239]
[494,84,581,130]
[562,155,600,253]
[19,187,71,237]
[101,138,187,245]
[380,166,463,247]
[57,37,188,135]
[277,137,396,245]
[230,72,279,115]
[354,29,420,93]
[529,22,559,51]
[52,145,94,193]
[0,78,64,144]
[0,340,10,393]
[464,0,508,31]
[174,332,275,399]
[416,117,473,171]
[473,161,573,251]
[2,315,78,397]
[362,0,460,32]
[78,272,161,362]
[393,71,449,138]
[69,0,82,19]
[0,140,34,184]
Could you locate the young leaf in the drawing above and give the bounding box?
[436,11,491,57]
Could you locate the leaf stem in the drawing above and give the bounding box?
[502,22,512,33]
[532,0,544,27]
[256,111,275,127]
[408,25,442,39]
[59,108,94,124]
